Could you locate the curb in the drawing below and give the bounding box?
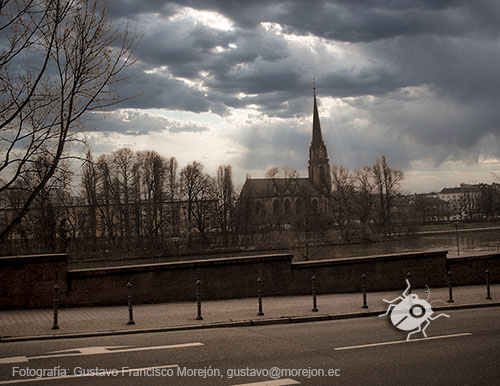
[1,302,499,343]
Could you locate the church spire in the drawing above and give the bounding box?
[312,80,323,145]
[308,80,332,192]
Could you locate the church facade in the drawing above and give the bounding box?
[237,88,333,230]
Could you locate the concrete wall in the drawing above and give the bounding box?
[1,250,499,309]
[65,254,292,307]
[0,254,68,309]
[291,250,448,295]
[447,252,500,286]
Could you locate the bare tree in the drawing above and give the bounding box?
[191,175,216,249]
[81,149,98,246]
[0,0,136,241]
[353,166,375,239]
[136,150,167,242]
[111,147,135,242]
[95,153,117,248]
[371,155,404,236]
[215,165,234,247]
[331,165,356,241]
[165,156,179,235]
[180,161,214,247]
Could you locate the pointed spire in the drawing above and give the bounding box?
[312,79,323,145]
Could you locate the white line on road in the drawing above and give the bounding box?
[230,379,300,386]
[334,332,472,351]
[0,364,178,384]
[0,343,203,365]
[0,358,28,365]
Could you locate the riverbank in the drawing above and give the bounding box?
[418,221,500,233]
[64,222,500,269]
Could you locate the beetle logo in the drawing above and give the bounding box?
[379,279,449,340]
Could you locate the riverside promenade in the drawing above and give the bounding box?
[1,284,498,342]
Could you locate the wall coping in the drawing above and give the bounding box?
[68,253,293,276]
[0,253,68,265]
[447,252,500,263]
[292,250,448,269]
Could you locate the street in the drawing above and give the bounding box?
[0,307,499,385]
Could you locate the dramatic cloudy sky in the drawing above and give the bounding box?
[84,0,500,193]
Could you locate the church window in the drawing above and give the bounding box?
[273,199,280,216]
[296,198,303,215]
[312,199,318,214]
[284,199,291,215]
[255,200,262,215]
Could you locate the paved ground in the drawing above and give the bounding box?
[1,308,499,385]
[1,284,498,341]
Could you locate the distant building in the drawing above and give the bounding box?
[413,194,452,223]
[436,183,482,220]
[237,87,332,230]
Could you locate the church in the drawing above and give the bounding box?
[237,87,333,230]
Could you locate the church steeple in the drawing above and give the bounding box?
[308,82,332,192]
[312,84,323,145]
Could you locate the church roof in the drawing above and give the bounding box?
[240,178,322,199]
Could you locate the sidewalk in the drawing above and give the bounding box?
[1,284,499,342]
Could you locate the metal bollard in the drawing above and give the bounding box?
[447,270,454,303]
[311,275,318,312]
[257,277,264,316]
[486,270,492,300]
[406,272,412,294]
[196,279,203,320]
[361,274,368,309]
[127,282,135,325]
[52,284,59,330]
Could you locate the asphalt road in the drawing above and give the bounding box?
[0,307,499,385]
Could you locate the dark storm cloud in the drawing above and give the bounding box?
[85,110,209,136]
[100,0,500,176]
[115,1,500,112]
[319,65,408,98]
[108,0,178,19]
[114,65,215,113]
[168,0,492,42]
[134,16,239,78]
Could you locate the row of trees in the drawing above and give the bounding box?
[330,156,408,241]
[2,148,410,256]
[69,148,234,253]
[7,144,500,258]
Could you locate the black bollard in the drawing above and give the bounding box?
[196,279,203,320]
[311,275,318,312]
[127,281,135,325]
[52,284,59,330]
[257,277,264,316]
[362,274,368,309]
[486,270,492,300]
[447,270,454,303]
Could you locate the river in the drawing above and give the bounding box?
[299,227,500,261]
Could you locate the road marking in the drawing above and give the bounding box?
[230,379,300,386]
[334,332,472,351]
[0,364,178,384]
[0,343,203,365]
[48,346,129,354]
[0,358,28,365]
